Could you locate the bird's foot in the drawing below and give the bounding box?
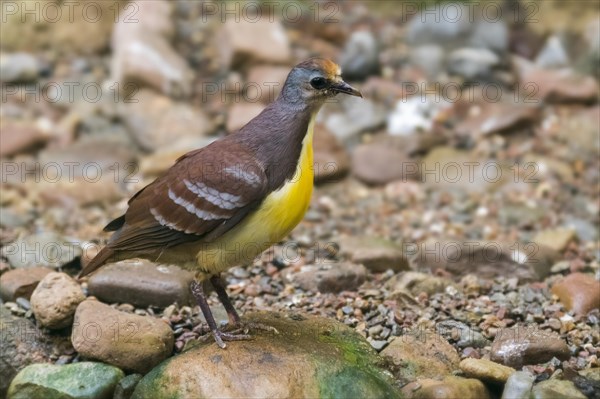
[226,321,279,335]
[203,328,252,349]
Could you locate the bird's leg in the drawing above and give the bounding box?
[209,274,278,335]
[189,280,249,349]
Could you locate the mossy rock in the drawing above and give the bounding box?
[7,362,124,399]
[132,311,401,399]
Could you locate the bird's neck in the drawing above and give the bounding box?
[238,99,320,192]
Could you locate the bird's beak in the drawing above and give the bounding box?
[331,80,362,97]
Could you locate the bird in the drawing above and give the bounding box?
[79,57,362,348]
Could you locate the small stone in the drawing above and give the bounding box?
[325,97,386,144]
[403,376,491,399]
[72,299,174,373]
[313,124,350,183]
[7,362,124,399]
[219,18,291,65]
[87,259,195,308]
[111,1,193,97]
[352,142,420,185]
[551,273,600,315]
[490,325,570,368]
[336,236,409,273]
[30,272,85,329]
[0,52,39,82]
[535,35,570,68]
[459,358,515,384]
[0,267,53,301]
[386,271,454,296]
[339,30,379,80]
[120,89,214,152]
[282,263,366,294]
[534,228,577,252]
[501,371,535,399]
[370,340,388,351]
[382,334,460,381]
[113,374,143,399]
[448,47,500,79]
[3,232,82,269]
[437,320,489,348]
[531,379,586,399]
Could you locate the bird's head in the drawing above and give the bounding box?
[280,57,362,108]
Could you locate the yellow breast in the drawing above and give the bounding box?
[194,115,316,274]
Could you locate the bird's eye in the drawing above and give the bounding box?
[310,77,327,90]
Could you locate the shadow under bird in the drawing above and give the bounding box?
[79,58,362,348]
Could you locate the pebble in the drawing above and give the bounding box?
[87,259,195,308]
[3,232,82,269]
[534,228,577,252]
[382,334,460,380]
[490,326,570,368]
[403,376,491,399]
[30,272,85,329]
[339,30,379,80]
[7,362,124,399]
[459,358,515,384]
[551,273,600,315]
[282,262,366,294]
[531,379,587,399]
[336,236,409,273]
[501,371,535,399]
[71,299,174,373]
[0,52,39,82]
[0,267,53,301]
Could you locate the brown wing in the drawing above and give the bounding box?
[105,139,268,253]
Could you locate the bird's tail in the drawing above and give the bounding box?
[78,246,115,279]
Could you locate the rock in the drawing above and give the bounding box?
[516,61,599,103]
[536,35,570,68]
[381,334,460,381]
[111,1,193,98]
[574,369,600,399]
[87,260,195,308]
[139,137,215,176]
[403,376,491,399]
[406,3,472,46]
[551,273,600,315]
[501,371,535,399]
[226,102,265,132]
[7,362,124,399]
[0,306,71,397]
[469,18,509,53]
[72,300,173,373]
[455,101,541,138]
[0,267,53,301]
[386,272,454,296]
[533,228,577,251]
[113,374,143,399]
[282,263,366,293]
[336,236,409,273]
[448,47,500,79]
[436,320,489,349]
[3,232,82,269]
[387,96,451,136]
[0,119,48,157]
[412,240,541,282]
[246,66,290,104]
[409,45,445,79]
[339,30,379,80]
[459,358,515,384]
[563,216,598,242]
[490,325,570,368]
[132,312,400,398]
[352,142,421,185]
[531,379,586,399]
[30,272,85,330]
[120,89,213,152]
[1,1,114,54]
[220,18,291,66]
[313,124,350,183]
[325,97,386,144]
[0,52,39,82]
